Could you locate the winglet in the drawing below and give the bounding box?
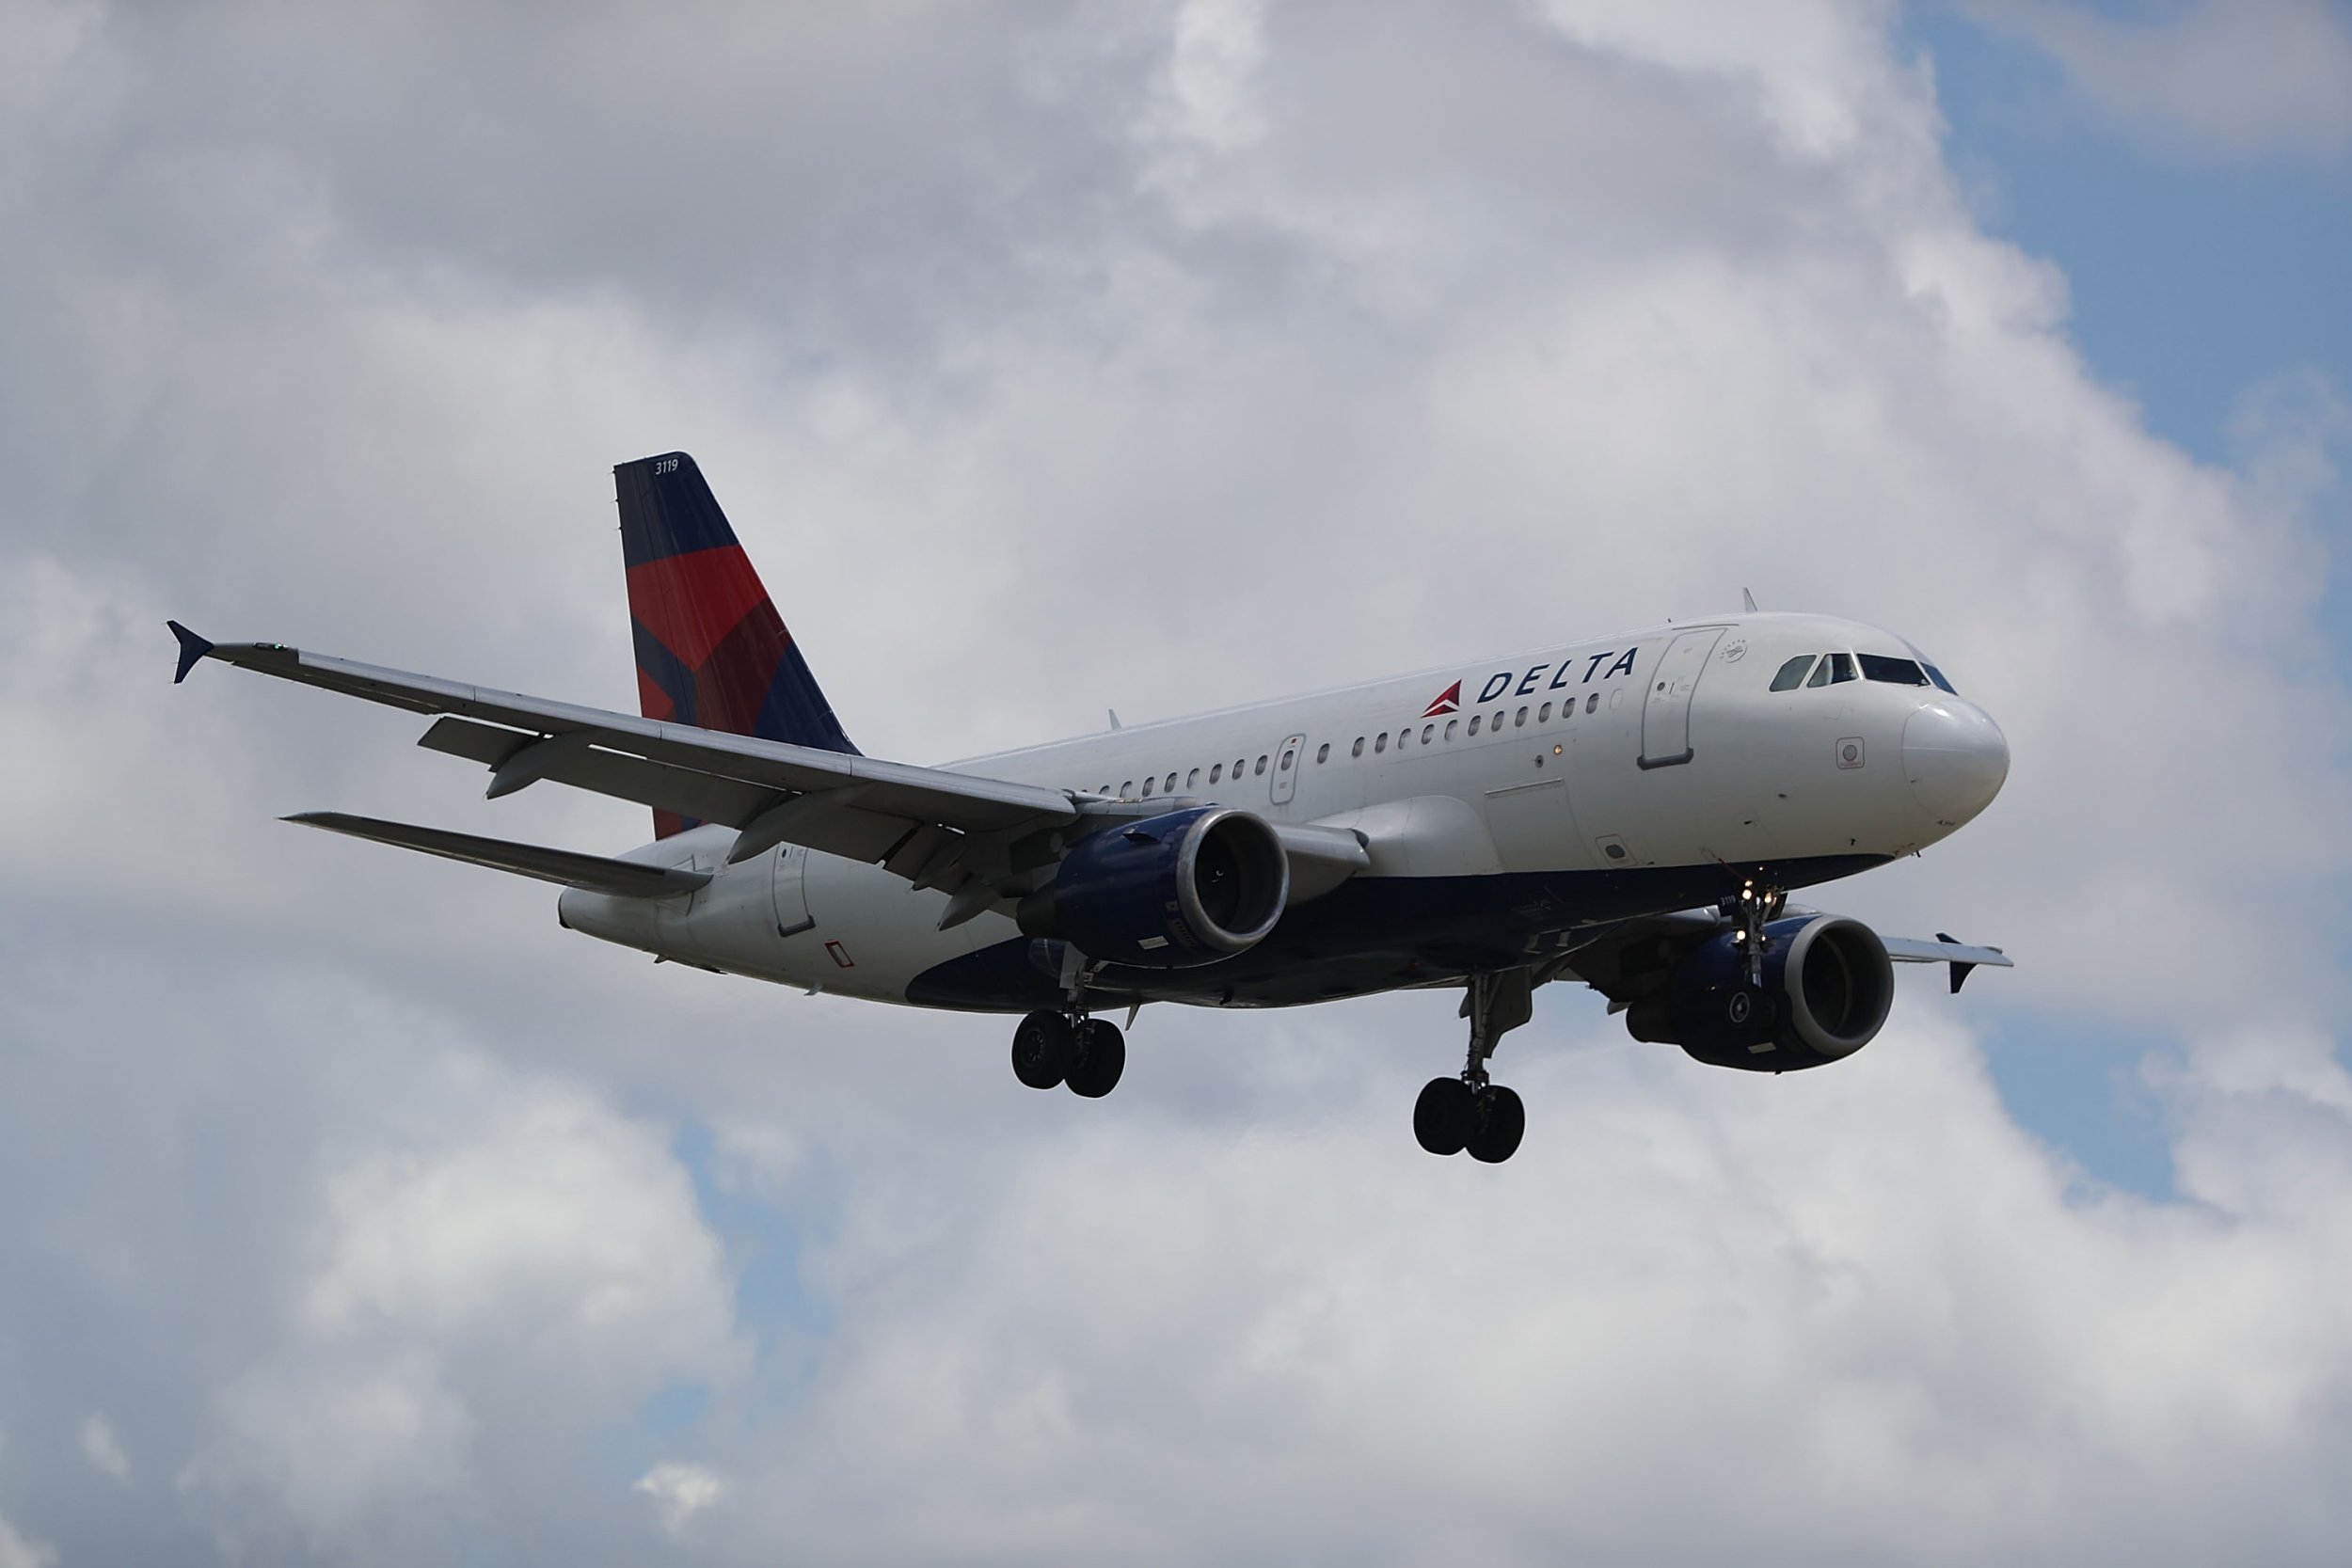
[167,621,215,684]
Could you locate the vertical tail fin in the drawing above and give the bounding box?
[614,451,858,838]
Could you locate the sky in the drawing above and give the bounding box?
[1,1,2347,1563]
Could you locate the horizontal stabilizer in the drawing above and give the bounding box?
[284,812,710,897]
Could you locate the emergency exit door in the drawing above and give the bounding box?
[1271,734,1305,805]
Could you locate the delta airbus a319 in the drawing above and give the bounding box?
[171,452,2010,1164]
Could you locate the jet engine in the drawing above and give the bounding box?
[1625,915,1895,1071]
[1018,806,1289,968]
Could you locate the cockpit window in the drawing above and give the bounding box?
[1860,654,1931,686]
[1769,655,1816,692]
[1924,664,1957,694]
[1806,651,1856,688]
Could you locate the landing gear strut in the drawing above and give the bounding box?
[1010,1009,1126,1098]
[1414,968,1532,1163]
[1726,879,1788,986]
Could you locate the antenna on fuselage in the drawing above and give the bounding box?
[1741,587,1758,612]
[1107,708,1123,731]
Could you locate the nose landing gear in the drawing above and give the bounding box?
[1414,968,1532,1163]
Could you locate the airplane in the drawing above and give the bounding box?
[168,451,2010,1164]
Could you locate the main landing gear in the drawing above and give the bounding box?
[1011,1010,1126,1099]
[1414,968,1532,1164]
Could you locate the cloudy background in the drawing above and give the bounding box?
[3,0,2348,1560]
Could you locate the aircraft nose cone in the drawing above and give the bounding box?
[1903,700,2009,827]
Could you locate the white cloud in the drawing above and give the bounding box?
[76,1414,129,1484]
[704,1006,2352,1565]
[1963,0,2352,158]
[635,1462,723,1533]
[176,1048,743,1558]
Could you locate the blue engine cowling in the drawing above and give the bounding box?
[1625,915,1895,1072]
[1017,806,1290,968]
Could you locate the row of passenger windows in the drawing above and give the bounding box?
[1092,689,1602,799]
[1768,651,1956,694]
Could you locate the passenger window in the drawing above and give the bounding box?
[1770,655,1816,691]
[1121,780,1134,796]
[1210,764,1222,784]
[1514,705,1528,727]
[1469,715,1482,736]
[1144,776,1156,796]
[1187,768,1201,788]
[1254,754,1268,776]
[1280,750,1294,770]
[1538,702,1551,721]
[1234,759,1245,778]
[1445,720,1458,740]
[1352,736,1365,758]
[1375,733,1389,752]
[1316,743,1330,764]
[1859,654,1931,686]
[1422,723,1434,744]
[1585,692,1597,714]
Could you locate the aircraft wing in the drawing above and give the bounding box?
[169,623,1371,922]
[1879,933,2011,993]
[1553,908,2010,1000]
[172,624,1085,896]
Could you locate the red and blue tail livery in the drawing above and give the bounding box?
[615,451,858,836]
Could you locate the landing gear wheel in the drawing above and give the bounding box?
[1011,1010,1074,1089]
[1066,1019,1127,1099]
[1466,1085,1525,1164]
[1414,1076,1476,1156]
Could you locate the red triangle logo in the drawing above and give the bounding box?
[1422,679,1461,718]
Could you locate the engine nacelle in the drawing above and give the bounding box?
[1017,806,1289,968]
[1625,915,1895,1072]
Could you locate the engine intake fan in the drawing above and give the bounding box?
[1626,914,1895,1071]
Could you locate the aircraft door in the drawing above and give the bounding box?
[771,843,816,938]
[1640,628,1724,769]
[1271,734,1305,805]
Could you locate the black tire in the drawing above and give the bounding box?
[1066,1019,1127,1099]
[1011,1011,1074,1089]
[1414,1076,1475,1156]
[1467,1085,1525,1164]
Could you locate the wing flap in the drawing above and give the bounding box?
[414,716,923,863]
[284,812,711,897]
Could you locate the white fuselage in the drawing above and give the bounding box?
[557,612,2007,1010]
